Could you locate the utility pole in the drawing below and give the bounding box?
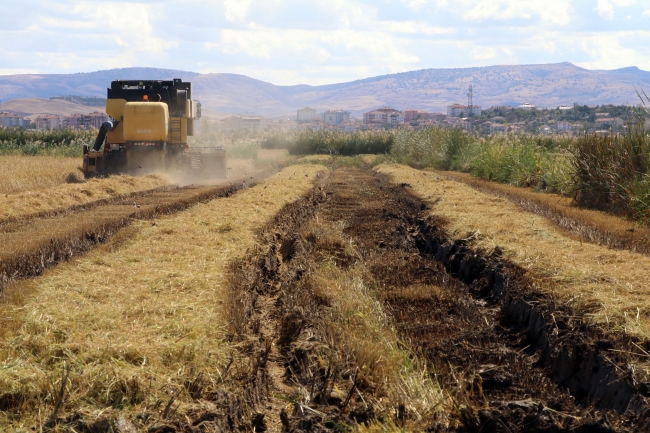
[467,84,473,117]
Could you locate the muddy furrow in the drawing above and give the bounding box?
[0,174,262,291]
[340,170,648,432]
[225,176,334,433]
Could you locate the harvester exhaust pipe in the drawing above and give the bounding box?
[93,121,117,151]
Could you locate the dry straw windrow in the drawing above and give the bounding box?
[439,170,650,254]
[296,218,449,428]
[0,174,169,223]
[0,164,324,429]
[378,164,650,340]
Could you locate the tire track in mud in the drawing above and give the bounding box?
[223,167,649,433]
[0,174,264,292]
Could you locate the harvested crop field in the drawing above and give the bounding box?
[0,164,325,430]
[1,160,650,432]
[0,174,170,224]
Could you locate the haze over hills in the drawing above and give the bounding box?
[1,63,650,118]
[0,98,104,118]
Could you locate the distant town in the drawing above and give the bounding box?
[211,101,639,136]
[0,99,640,136]
[0,111,110,131]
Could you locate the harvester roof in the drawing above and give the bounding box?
[107,78,191,117]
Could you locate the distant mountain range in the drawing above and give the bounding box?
[1,63,649,118]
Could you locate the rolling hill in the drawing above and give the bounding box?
[1,63,649,117]
[0,98,103,117]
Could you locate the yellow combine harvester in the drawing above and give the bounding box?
[83,79,226,179]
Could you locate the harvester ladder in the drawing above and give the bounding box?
[170,118,182,143]
[188,153,203,170]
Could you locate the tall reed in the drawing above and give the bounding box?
[265,130,394,155]
[570,125,650,221]
[0,128,95,157]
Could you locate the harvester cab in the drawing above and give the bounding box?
[83,79,226,179]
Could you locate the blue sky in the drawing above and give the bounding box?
[2,0,650,85]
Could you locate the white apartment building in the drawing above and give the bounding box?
[83,112,110,129]
[0,112,25,127]
[297,107,317,123]
[389,112,405,126]
[63,113,85,129]
[595,117,625,131]
[364,106,403,126]
[447,104,481,117]
[35,115,61,130]
[489,123,507,133]
[322,109,350,125]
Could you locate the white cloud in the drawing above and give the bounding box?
[610,0,639,5]
[224,0,252,22]
[459,0,572,25]
[212,26,420,67]
[402,0,429,12]
[596,0,642,19]
[68,2,174,54]
[470,46,497,59]
[528,31,559,54]
[596,0,615,19]
[3,0,650,85]
[381,21,455,35]
[577,32,650,70]
[0,67,38,75]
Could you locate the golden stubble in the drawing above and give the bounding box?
[378,164,650,339]
[439,170,650,254]
[0,164,325,428]
[0,171,169,223]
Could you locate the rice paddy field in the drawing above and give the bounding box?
[1,143,650,432]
